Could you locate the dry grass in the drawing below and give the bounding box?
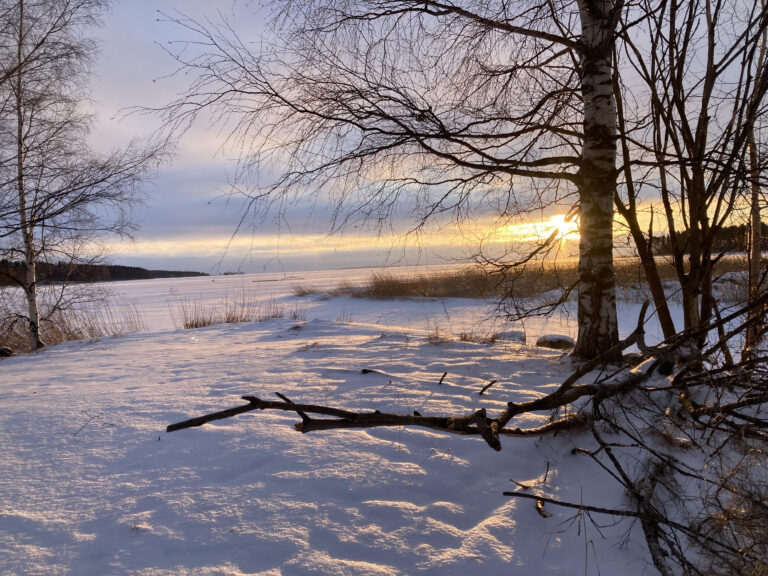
[0,300,147,353]
[46,302,147,341]
[292,255,756,302]
[169,289,290,330]
[295,269,506,300]
[362,270,500,299]
[458,331,499,344]
[292,285,320,297]
[0,321,26,352]
[426,326,453,344]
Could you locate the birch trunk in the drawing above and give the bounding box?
[15,0,43,350]
[573,0,621,361]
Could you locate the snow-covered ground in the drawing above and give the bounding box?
[1,267,663,575]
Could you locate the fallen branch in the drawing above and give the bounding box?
[164,296,768,574]
[167,302,654,450]
[167,390,595,450]
[505,491,641,519]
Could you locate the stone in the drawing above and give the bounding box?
[535,334,575,350]
[492,330,526,344]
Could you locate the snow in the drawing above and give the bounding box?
[0,268,658,575]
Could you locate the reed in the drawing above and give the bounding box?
[0,299,147,353]
[169,289,288,330]
[292,255,756,301]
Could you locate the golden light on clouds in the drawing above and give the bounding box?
[109,229,463,260]
[109,214,584,267]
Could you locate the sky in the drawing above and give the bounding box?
[89,1,275,273]
[88,1,578,274]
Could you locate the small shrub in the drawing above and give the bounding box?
[297,341,319,352]
[328,280,359,297]
[0,317,30,352]
[288,303,307,321]
[43,302,147,341]
[426,326,452,344]
[457,331,498,344]
[169,298,217,329]
[259,300,285,321]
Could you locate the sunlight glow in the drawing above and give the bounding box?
[107,214,585,271]
[501,213,580,243]
[107,229,465,260]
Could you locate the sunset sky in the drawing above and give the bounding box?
[89,1,578,274]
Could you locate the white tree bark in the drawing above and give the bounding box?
[14,0,43,349]
[573,0,621,360]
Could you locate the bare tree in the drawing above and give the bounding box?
[745,0,768,360]
[616,0,768,343]
[157,3,768,572]
[158,0,625,361]
[0,0,160,349]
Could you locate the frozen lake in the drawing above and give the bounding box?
[100,265,587,344]
[98,265,671,350]
[0,264,654,576]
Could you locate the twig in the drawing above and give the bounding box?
[274,392,310,422]
[504,490,743,554]
[73,412,109,437]
[167,397,265,432]
[505,491,641,518]
[478,379,497,395]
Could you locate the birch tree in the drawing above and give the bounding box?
[574,0,621,358]
[0,0,160,349]
[160,0,624,361]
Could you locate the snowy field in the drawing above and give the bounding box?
[1,267,666,575]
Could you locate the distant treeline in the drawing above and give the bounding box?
[650,223,768,255]
[0,260,208,286]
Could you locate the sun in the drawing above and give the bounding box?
[500,213,580,243]
[547,213,579,240]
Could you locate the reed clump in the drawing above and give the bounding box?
[169,289,288,330]
[0,300,146,353]
[291,255,755,301]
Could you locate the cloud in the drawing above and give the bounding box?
[88,2,581,274]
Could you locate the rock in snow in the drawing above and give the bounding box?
[535,334,575,350]
[492,330,526,343]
